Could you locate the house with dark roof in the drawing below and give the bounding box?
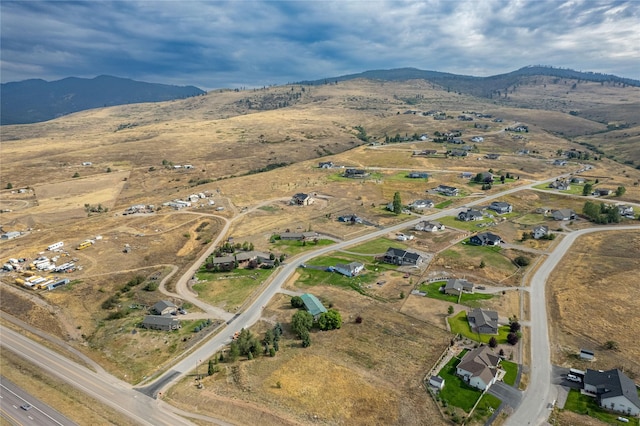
[382,248,423,266]
[593,188,612,196]
[151,300,177,316]
[318,161,334,169]
[470,232,502,246]
[458,209,483,221]
[584,369,640,416]
[141,314,181,331]
[300,293,327,320]
[334,262,364,277]
[290,193,313,206]
[571,177,586,184]
[338,214,363,224]
[435,185,459,196]
[456,346,501,390]
[488,201,512,214]
[407,172,430,179]
[552,209,576,221]
[485,153,501,160]
[460,172,474,179]
[549,180,571,190]
[553,159,568,166]
[344,169,370,179]
[468,308,499,334]
[532,225,549,240]
[444,278,474,295]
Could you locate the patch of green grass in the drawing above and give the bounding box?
[258,205,279,212]
[563,389,638,425]
[347,238,407,254]
[385,171,430,182]
[501,360,518,386]
[438,215,494,232]
[435,200,454,209]
[418,281,494,304]
[533,183,552,190]
[514,213,546,225]
[437,351,482,412]
[448,311,510,344]
[473,393,502,421]
[269,238,334,256]
[193,269,273,309]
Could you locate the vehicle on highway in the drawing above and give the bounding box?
[21,403,32,411]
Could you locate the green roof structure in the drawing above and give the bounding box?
[301,293,327,319]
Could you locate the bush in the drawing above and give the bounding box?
[514,256,530,267]
[355,315,363,324]
[290,295,304,309]
[507,332,520,345]
[489,337,498,348]
[144,281,159,291]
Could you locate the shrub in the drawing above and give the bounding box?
[290,296,304,309]
[507,332,520,345]
[489,337,498,348]
[355,315,363,324]
[514,256,530,267]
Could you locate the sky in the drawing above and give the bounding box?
[1,1,639,90]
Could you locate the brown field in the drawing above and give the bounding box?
[166,288,450,426]
[1,77,639,423]
[547,230,640,378]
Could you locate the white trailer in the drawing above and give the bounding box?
[47,242,64,251]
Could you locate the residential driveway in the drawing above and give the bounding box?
[488,381,523,409]
[551,365,583,389]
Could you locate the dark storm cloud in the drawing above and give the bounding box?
[1,0,638,89]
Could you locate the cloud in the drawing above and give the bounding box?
[1,0,638,89]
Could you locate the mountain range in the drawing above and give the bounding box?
[1,66,637,126]
[0,75,205,125]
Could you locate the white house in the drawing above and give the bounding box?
[456,346,501,390]
[334,262,364,277]
[584,369,640,416]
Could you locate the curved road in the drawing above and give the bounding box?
[505,225,640,426]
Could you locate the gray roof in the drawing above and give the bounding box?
[142,314,180,327]
[468,308,499,332]
[457,346,500,386]
[152,300,176,313]
[584,369,640,409]
[471,232,502,244]
[445,278,474,293]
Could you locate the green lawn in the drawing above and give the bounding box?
[563,389,639,425]
[193,268,272,310]
[437,350,483,412]
[417,281,493,304]
[438,215,494,232]
[268,238,334,256]
[347,238,407,254]
[500,360,518,386]
[472,393,502,422]
[514,213,546,225]
[385,171,430,182]
[326,172,383,182]
[435,200,454,209]
[448,311,510,344]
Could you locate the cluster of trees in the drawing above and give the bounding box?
[228,328,262,361]
[392,192,402,215]
[354,125,369,142]
[582,201,621,224]
[507,317,521,346]
[290,296,342,348]
[384,132,423,143]
[101,275,147,320]
[84,203,108,214]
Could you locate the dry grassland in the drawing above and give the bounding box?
[167,289,449,426]
[547,230,640,378]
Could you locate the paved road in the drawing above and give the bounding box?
[504,225,640,426]
[1,377,77,426]
[0,326,195,426]
[487,381,523,409]
[142,174,574,396]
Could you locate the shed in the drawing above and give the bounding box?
[300,293,327,320]
[429,375,445,390]
[151,300,177,316]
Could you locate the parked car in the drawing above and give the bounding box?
[567,374,581,382]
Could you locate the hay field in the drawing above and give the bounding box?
[547,230,640,377]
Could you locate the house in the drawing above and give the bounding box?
[517,149,530,155]
[618,205,634,217]
[476,172,494,183]
[549,180,571,190]
[382,248,423,266]
[413,149,438,156]
[338,214,363,224]
[334,262,364,277]
[448,149,468,157]
[300,293,327,320]
[580,349,595,361]
[593,188,612,196]
[319,161,334,169]
[488,201,512,214]
[290,193,313,206]
[458,209,483,221]
[583,369,640,416]
[280,231,318,241]
[460,172,474,179]
[415,220,445,232]
[571,177,586,184]
[552,209,576,221]
[407,172,430,179]
[470,232,502,246]
[485,153,501,160]
[210,255,236,269]
[1,231,21,240]
[444,278,474,295]
[553,159,568,166]
[467,308,499,334]
[141,314,181,331]
[435,185,459,196]
[150,300,177,316]
[410,199,434,210]
[429,375,445,390]
[344,168,370,179]
[532,225,549,240]
[471,136,484,143]
[456,346,501,390]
